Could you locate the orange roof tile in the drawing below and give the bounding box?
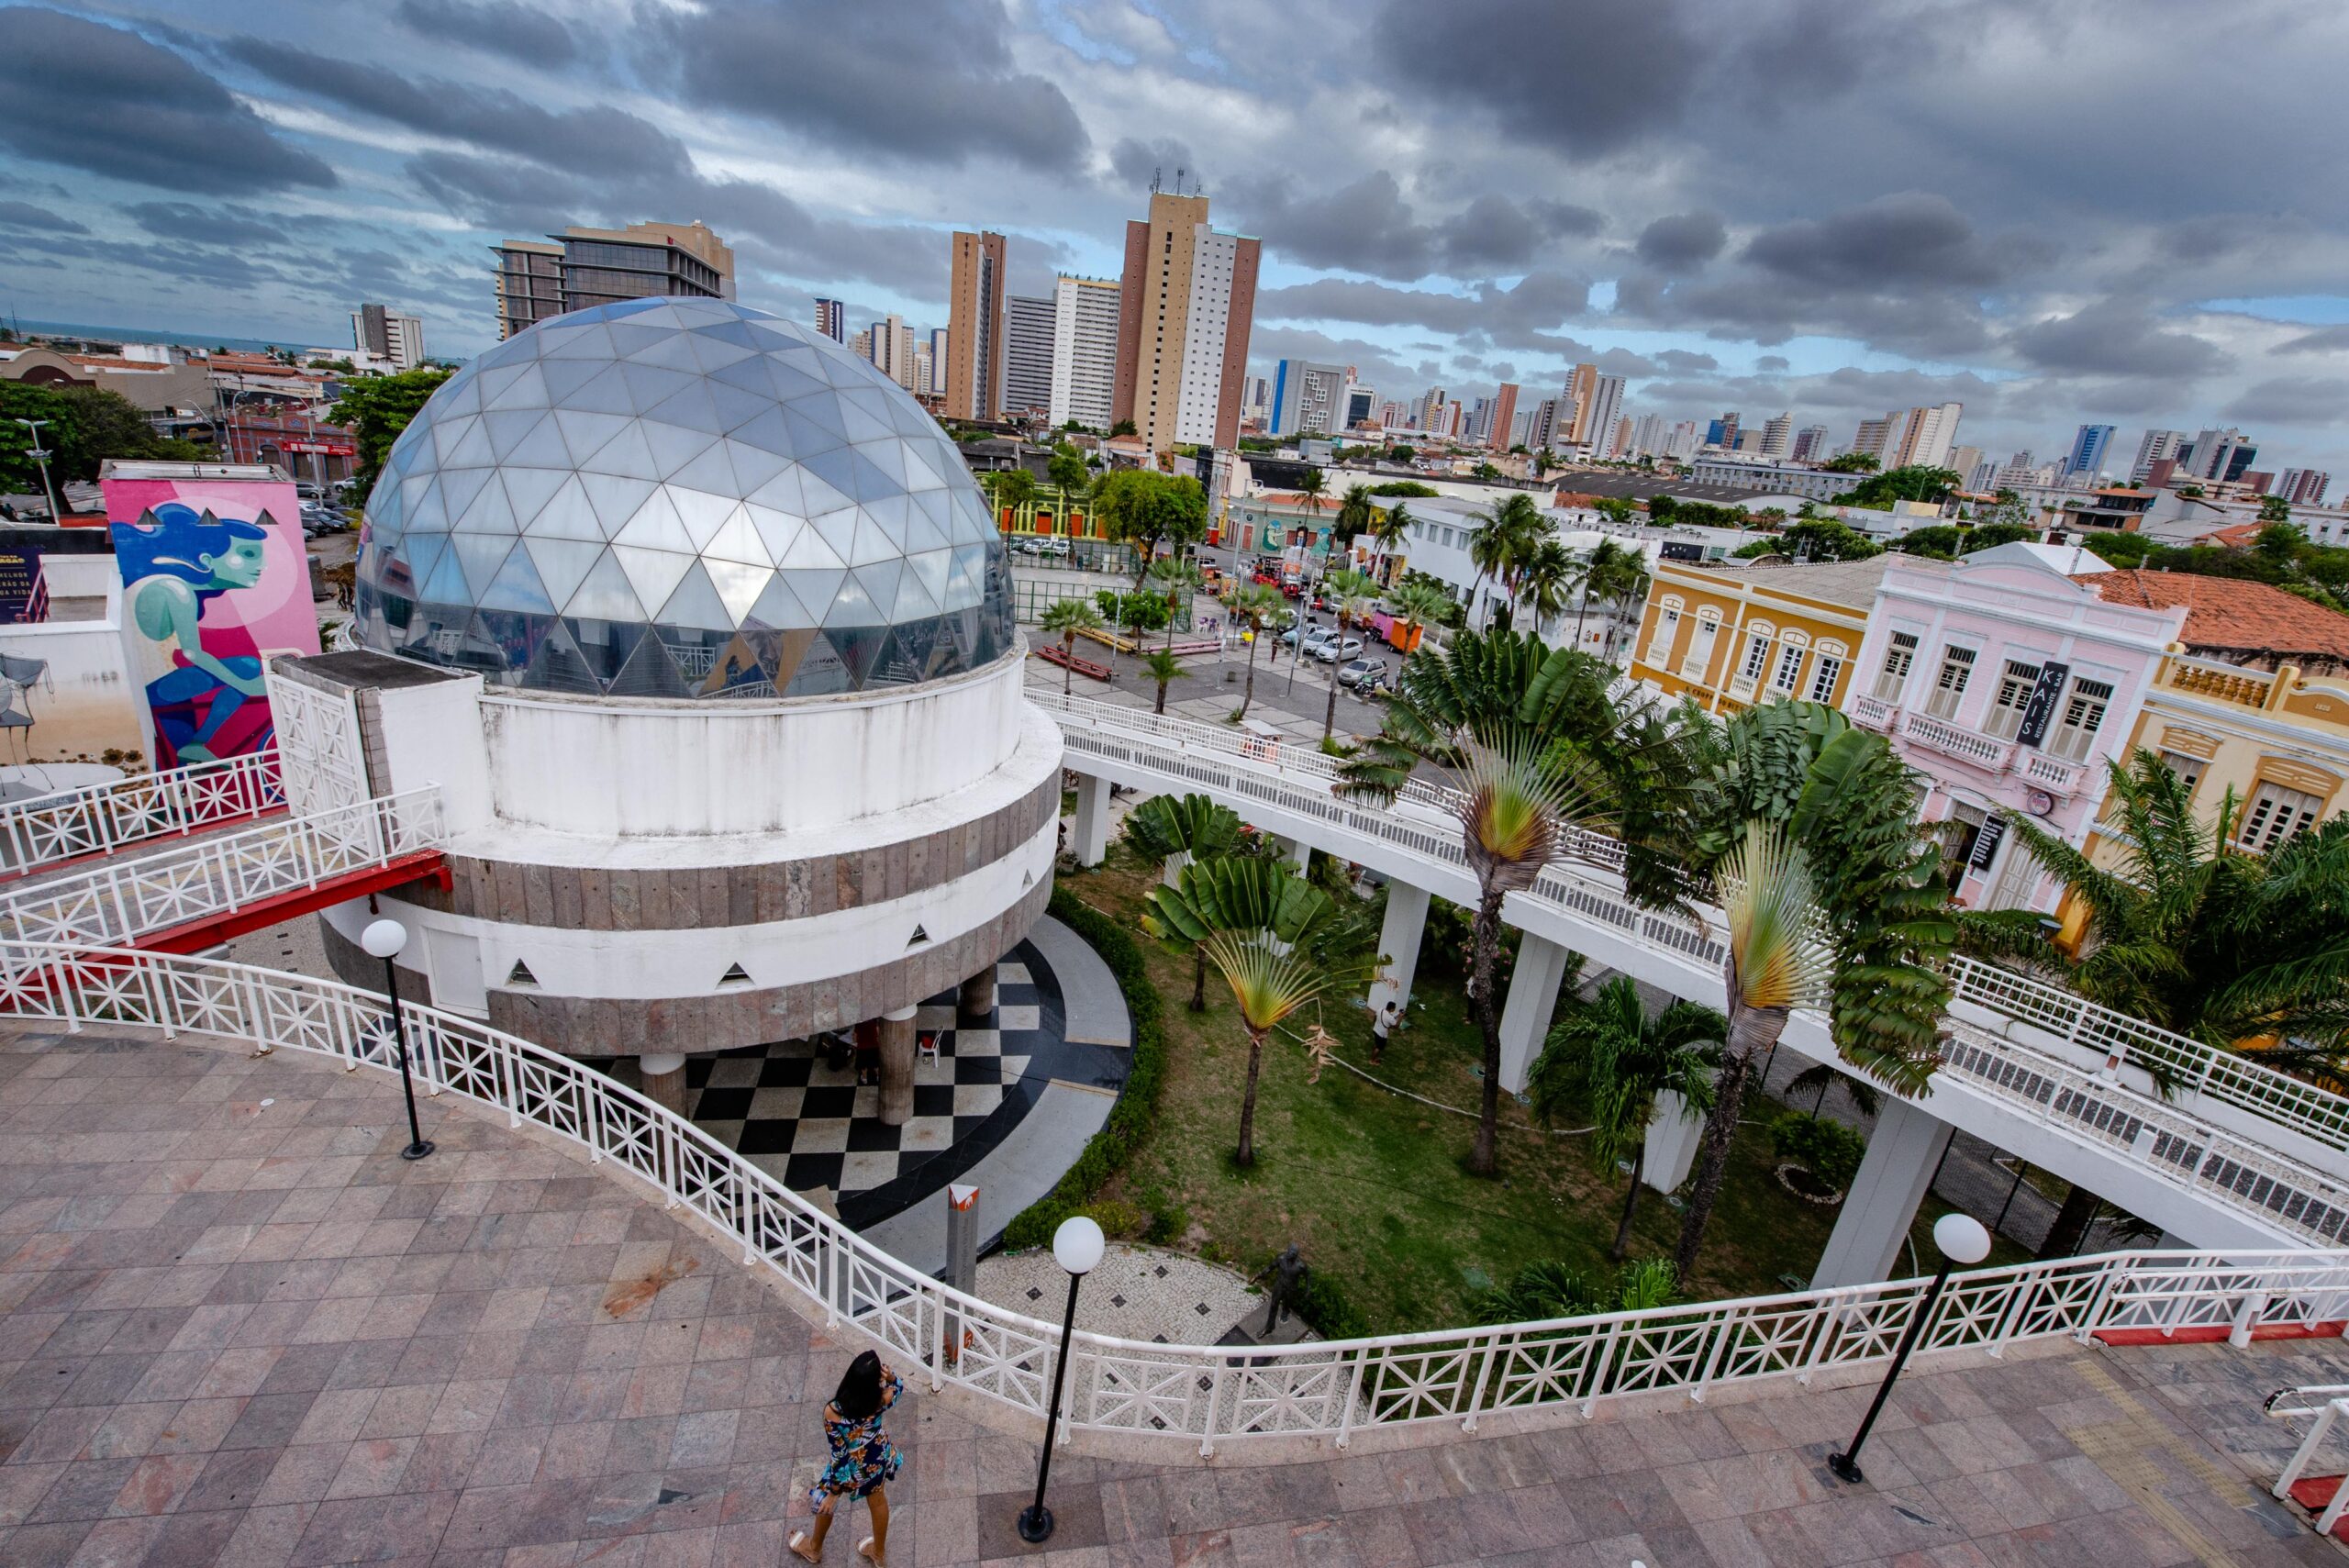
[2082,570,2349,661]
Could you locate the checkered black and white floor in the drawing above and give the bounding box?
[607,939,1119,1229]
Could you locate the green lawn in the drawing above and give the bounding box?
[1062,843,2027,1334]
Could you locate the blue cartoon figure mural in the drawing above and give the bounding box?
[114,504,275,764]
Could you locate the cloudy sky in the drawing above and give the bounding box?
[3,0,2347,480]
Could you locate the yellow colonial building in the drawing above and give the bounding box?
[1629,556,1892,713]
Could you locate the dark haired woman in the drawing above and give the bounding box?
[789,1351,903,1565]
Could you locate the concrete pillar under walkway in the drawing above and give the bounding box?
[1070,773,1112,868]
[1368,882,1431,1014]
[638,1052,687,1117]
[1496,932,1575,1093]
[1810,1095,1956,1289]
[878,1006,918,1127]
[1642,1086,1708,1194]
[1274,834,1310,870]
[958,966,996,1020]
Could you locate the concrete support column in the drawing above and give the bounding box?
[958,965,997,1021]
[1368,882,1431,1013]
[1642,1085,1708,1194]
[1496,932,1575,1093]
[1070,773,1112,868]
[877,1006,918,1127]
[1275,834,1310,870]
[1810,1095,1956,1289]
[638,1051,687,1118]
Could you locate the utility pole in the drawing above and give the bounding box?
[12,418,61,523]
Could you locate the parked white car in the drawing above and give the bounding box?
[1312,635,1364,663]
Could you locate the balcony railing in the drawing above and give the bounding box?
[1866,704,2091,796]
[1900,709,2011,769]
[2162,655,2285,710]
[1850,693,1895,731]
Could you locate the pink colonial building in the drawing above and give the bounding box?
[1844,544,2185,913]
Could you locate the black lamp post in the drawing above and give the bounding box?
[1830,1212,1991,1484]
[361,917,432,1161]
[1018,1215,1105,1543]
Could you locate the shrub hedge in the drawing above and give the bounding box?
[1002,886,1167,1250]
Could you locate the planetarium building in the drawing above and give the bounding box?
[280,299,1061,1115]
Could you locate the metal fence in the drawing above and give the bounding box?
[0,751,284,877]
[6,939,2345,1457]
[0,789,445,956]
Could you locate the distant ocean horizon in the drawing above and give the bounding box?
[5,317,331,356]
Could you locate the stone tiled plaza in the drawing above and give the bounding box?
[5,1022,2343,1567]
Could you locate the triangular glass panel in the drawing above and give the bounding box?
[612,543,695,615]
[431,414,480,464]
[826,623,891,687]
[784,406,847,462]
[698,632,775,697]
[728,406,794,460]
[561,549,643,621]
[703,506,769,568]
[540,323,616,360]
[704,380,772,431]
[721,438,791,495]
[498,463,570,527]
[536,357,609,404]
[626,332,704,374]
[799,447,863,506]
[523,536,605,611]
[557,364,639,417]
[642,379,721,433]
[505,960,538,986]
[614,488,693,553]
[849,513,903,567]
[744,573,813,633]
[777,568,847,625]
[718,962,753,987]
[907,926,930,948]
[445,418,495,469]
[551,409,632,465]
[607,629,691,698]
[578,473,658,536]
[822,570,878,628]
[455,473,518,535]
[484,408,551,462]
[453,532,517,599]
[669,484,735,550]
[788,631,852,696]
[643,419,719,480]
[618,361,696,414]
[703,558,771,628]
[520,474,603,542]
[655,560,734,632]
[851,449,906,502]
[583,422,662,481]
[484,362,549,412]
[479,544,557,615]
[760,627,820,690]
[746,504,803,564]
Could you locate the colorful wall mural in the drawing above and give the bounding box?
[100,474,320,768]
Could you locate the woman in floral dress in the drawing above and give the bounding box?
[790,1351,903,1565]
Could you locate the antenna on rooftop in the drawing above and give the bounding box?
[1151,167,1163,195]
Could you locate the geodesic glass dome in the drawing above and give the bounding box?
[351,297,1014,699]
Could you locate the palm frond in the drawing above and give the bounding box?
[1719,820,1835,1013]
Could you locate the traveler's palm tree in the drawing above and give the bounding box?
[1335,484,1375,557]
[1124,793,1244,1008]
[1529,976,1724,1259]
[1319,568,1380,741]
[1372,500,1414,580]
[1143,857,1379,1165]
[1224,582,1283,722]
[1339,628,1682,1175]
[1666,700,1954,1275]
[1039,597,1101,695]
[1960,750,2349,1070]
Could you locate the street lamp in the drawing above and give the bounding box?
[1016,1214,1105,1543]
[360,917,434,1161]
[11,418,61,524]
[1829,1212,1992,1484]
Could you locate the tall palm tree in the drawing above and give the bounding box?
[1529,976,1724,1260]
[1125,792,1244,1007]
[1317,567,1379,742]
[1145,554,1196,651]
[1339,629,1677,1176]
[1143,857,1379,1165]
[1039,597,1101,695]
[1517,539,1575,640]
[1960,750,2349,1070]
[1296,464,1328,540]
[1141,647,1183,716]
[1334,484,1375,564]
[1224,582,1284,722]
[1579,539,1649,662]
[1371,501,1414,584]
[1467,493,1543,629]
[1666,702,1955,1275]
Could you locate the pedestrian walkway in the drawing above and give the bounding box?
[5,1019,2346,1565]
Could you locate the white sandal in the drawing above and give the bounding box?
[788,1531,823,1563]
[856,1537,884,1566]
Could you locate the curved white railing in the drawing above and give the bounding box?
[0,788,444,956]
[0,750,284,877]
[8,940,2348,1456]
[1037,689,2349,1241]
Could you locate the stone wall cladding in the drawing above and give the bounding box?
[480,873,1054,1054]
[395,773,1059,933]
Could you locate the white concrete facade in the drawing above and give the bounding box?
[1049,276,1119,430]
[1174,228,1241,448]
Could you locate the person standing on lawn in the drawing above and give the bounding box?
[1372,998,1400,1064]
[790,1351,903,1565]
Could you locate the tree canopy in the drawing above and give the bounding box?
[1832,464,1961,509]
[1822,451,1879,473]
[1730,517,1884,562]
[0,382,205,493]
[328,367,453,503]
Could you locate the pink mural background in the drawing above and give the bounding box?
[100,475,320,768]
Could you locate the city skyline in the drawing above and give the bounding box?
[0,1,2345,474]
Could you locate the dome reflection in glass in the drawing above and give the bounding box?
[351,298,1015,699]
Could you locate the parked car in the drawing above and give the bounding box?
[1312,635,1365,663]
[1279,622,1331,651]
[1338,657,1388,691]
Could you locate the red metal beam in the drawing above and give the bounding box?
[131,851,448,955]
